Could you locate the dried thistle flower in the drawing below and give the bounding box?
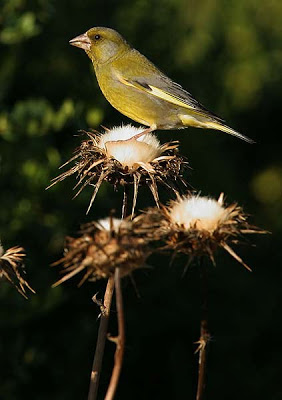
[137,193,264,270]
[52,217,151,287]
[0,243,34,298]
[48,124,188,215]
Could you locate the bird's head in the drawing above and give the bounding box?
[69,27,130,66]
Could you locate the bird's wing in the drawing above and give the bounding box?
[116,71,224,123]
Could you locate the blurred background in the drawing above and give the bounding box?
[0,0,281,399]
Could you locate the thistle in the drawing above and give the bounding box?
[137,193,264,270]
[48,124,188,215]
[0,243,34,298]
[52,216,151,287]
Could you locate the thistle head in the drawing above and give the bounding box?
[48,124,187,215]
[0,244,34,298]
[52,216,151,287]
[97,125,162,168]
[168,194,233,232]
[137,193,265,271]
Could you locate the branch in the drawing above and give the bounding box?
[195,263,210,400]
[104,267,125,400]
[195,318,210,400]
[88,276,115,400]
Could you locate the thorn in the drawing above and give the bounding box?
[107,334,119,344]
[100,125,110,132]
[194,333,211,354]
[218,192,224,205]
[92,292,106,316]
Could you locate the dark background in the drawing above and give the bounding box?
[0,0,281,399]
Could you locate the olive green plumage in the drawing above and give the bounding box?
[69,27,253,143]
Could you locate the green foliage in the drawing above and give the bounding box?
[0,0,53,44]
[0,0,281,399]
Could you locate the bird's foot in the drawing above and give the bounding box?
[112,127,155,144]
[130,126,155,140]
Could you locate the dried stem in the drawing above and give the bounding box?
[196,263,210,400]
[104,186,128,399]
[105,267,125,400]
[121,186,129,220]
[88,276,115,400]
[88,186,129,400]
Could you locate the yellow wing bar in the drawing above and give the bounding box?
[116,74,197,111]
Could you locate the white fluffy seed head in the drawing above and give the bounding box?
[97,124,161,167]
[169,195,230,232]
[97,218,128,232]
[0,242,3,257]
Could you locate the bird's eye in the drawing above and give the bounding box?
[94,34,101,40]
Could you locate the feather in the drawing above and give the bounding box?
[116,69,224,122]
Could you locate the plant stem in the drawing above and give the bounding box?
[121,185,129,220]
[89,185,128,400]
[104,267,125,400]
[196,263,210,400]
[88,276,115,400]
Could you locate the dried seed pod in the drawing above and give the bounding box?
[136,193,265,270]
[48,124,188,215]
[0,244,34,298]
[52,217,151,287]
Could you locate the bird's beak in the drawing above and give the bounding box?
[69,33,91,51]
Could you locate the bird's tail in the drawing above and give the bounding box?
[205,121,255,144]
[180,114,254,143]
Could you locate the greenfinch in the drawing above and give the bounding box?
[70,27,253,143]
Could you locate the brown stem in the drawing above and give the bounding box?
[196,263,210,400]
[88,276,115,400]
[103,186,128,399]
[89,185,128,399]
[104,267,125,400]
[121,185,129,220]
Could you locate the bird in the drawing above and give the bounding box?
[69,27,253,143]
